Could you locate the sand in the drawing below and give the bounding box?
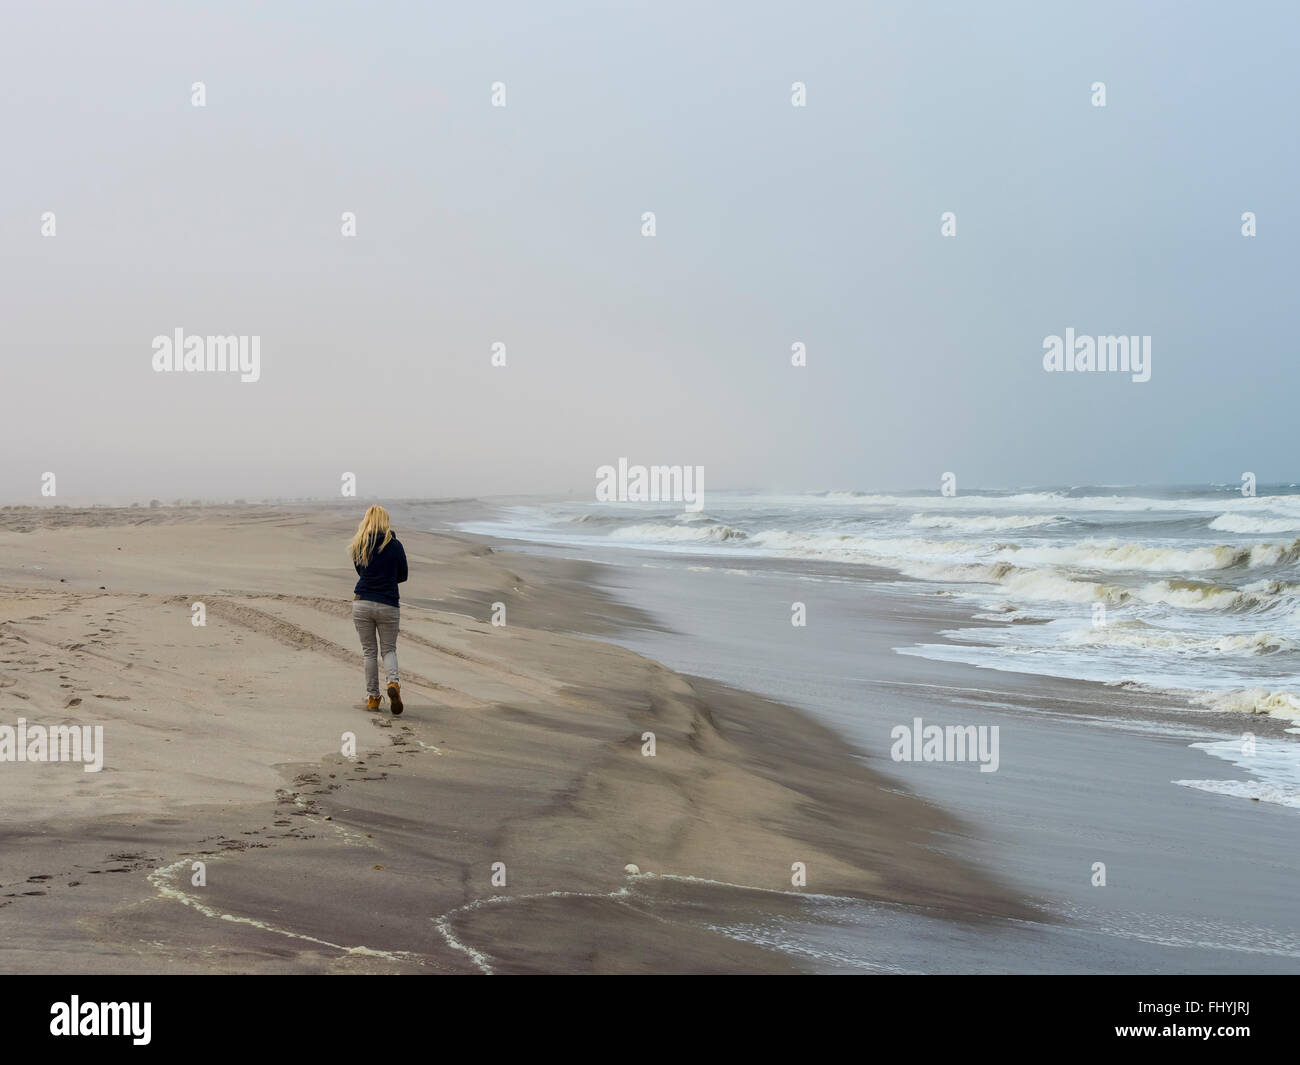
[0,502,1034,973]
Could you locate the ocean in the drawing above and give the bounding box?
[460,485,1300,728]
[450,486,1300,971]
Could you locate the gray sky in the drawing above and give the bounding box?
[3,0,1296,503]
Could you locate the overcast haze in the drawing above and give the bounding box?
[3,0,1297,504]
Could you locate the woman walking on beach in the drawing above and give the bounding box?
[350,505,408,714]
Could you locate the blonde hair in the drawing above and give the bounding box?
[349,505,394,568]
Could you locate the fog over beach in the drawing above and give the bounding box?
[2,0,1298,996]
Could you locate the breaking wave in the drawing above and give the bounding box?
[608,522,749,544]
[1209,513,1300,534]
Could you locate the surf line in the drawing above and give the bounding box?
[148,858,423,965]
[431,887,637,975]
[430,873,867,973]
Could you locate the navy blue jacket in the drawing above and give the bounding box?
[353,535,408,607]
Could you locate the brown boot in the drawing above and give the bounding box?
[386,682,403,716]
[366,695,381,711]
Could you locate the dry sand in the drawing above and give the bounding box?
[0,502,1035,973]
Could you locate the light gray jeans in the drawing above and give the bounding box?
[352,599,400,696]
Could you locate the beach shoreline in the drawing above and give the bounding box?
[0,501,1039,974]
[512,528,1300,973]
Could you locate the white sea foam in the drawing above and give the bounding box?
[1175,779,1300,808]
[996,537,1300,574]
[1189,689,1300,721]
[1065,622,1298,656]
[1175,736,1300,808]
[1209,513,1300,534]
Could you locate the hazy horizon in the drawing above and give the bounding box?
[4,1,1297,505]
[11,479,1300,510]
